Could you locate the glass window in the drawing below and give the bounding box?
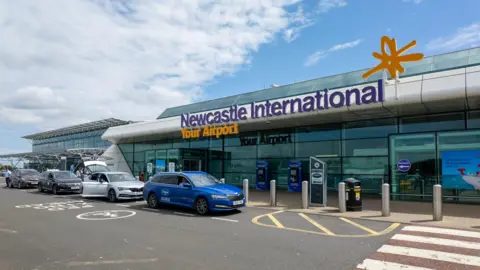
[208,160,223,173]
[258,143,294,159]
[295,124,341,142]
[342,157,388,175]
[342,174,386,194]
[467,111,480,129]
[267,159,291,175]
[119,144,134,153]
[223,146,257,159]
[400,113,465,133]
[156,150,167,160]
[295,141,340,158]
[209,138,222,148]
[343,138,388,156]
[158,175,178,185]
[225,132,258,147]
[209,149,223,160]
[154,141,172,150]
[343,118,397,139]
[190,139,209,149]
[224,173,256,186]
[224,159,256,173]
[172,139,189,149]
[134,152,145,162]
[135,144,153,151]
[299,157,341,174]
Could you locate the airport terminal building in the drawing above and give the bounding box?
[98,47,479,203]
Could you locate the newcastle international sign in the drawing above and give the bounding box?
[180,79,385,128]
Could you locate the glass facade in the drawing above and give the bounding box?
[120,110,480,203]
[32,129,111,152]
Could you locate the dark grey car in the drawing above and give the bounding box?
[8,169,40,189]
[38,171,83,195]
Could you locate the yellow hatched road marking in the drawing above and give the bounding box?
[298,213,335,235]
[267,214,285,228]
[339,217,378,235]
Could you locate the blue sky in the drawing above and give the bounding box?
[1,0,480,157]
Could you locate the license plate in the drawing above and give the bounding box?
[70,186,80,190]
[233,200,243,206]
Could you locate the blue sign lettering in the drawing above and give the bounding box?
[181,80,384,128]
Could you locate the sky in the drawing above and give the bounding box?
[1,0,480,155]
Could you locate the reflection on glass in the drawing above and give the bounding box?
[295,141,340,158]
[343,118,397,139]
[467,111,480,129]
[400,113,465,133]
[343,138,388,156]
[342,157,388,175]
[390,133,437,199]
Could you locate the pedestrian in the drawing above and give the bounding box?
[4,166,11,187]
[139,172,145,182]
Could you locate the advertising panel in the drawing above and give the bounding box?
[442,150,480,190]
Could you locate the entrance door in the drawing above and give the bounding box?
[389,133,437,200]
[183,159,202,171]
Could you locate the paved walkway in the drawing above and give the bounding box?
[248,189,480,231]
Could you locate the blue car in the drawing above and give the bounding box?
[143,171,245,215]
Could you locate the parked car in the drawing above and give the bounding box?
[143,171,245,215]
[81,172,144,202]
[8,169,40,189]
[38,170,83,195]
[75,160,110,181]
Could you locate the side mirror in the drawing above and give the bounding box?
[182,183,192,188]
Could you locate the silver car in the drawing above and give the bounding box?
[81,172,144,202]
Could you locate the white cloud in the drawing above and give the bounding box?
[304,39,362,67]
[426,23,480,52]
[317,0,348,13]
[0,0,304,131]
[283,5,315,43]
[283,0,348,42]
[402,0,424,3]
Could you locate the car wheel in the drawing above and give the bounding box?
[147,193,159,209]
[17,181,22,189]
[195,197,209,215]
[38,184,43,192]
[108,189,117,202]
[52,185,58,195]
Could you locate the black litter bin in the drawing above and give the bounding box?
[343,178,362,211]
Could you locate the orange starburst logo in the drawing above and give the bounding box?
[363,36,424,79]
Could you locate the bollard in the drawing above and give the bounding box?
[338,182,346,213]
[302,181,308,209]
[270,180,276,206]
[382,183,390,217]
[243,179,249,205]
[433,184,442,221]
[220,178,225,184]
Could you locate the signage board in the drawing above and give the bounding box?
[168,162,175,173]
[155,159,166,173]
[181,80,384,128]
[442,150,480,190]
[397,159,411,172]
[309,157,327,206]
[146,163,153,174]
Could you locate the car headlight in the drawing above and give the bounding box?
[211,194,228,200]
[118,187,129,191]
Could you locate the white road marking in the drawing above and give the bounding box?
[116,204,131,207]
[173,212,195,217]
[402,225,480,239]
[211,217,239,223]
[67,258,158,267]
[378,245,480,266]
[357,259,433,270]
[393,233,480,250]
[76,210,136,220]
[0,228,18,234]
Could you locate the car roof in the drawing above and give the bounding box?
[153,171,206,177]
[103,171,129,175]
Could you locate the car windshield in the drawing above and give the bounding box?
[108,173,136,182]
[188,174,222,187]
[87,164,110,173]
[21,170,39,176]
[54,171,77,178]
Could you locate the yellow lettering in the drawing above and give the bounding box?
[202,126,209,136]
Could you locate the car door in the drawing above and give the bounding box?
[46,173,55,191]
[83,173,100,196]
[97,174,109,196]
[152,175,178,204]
[11,171,19,187]
[175,176,195,206]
